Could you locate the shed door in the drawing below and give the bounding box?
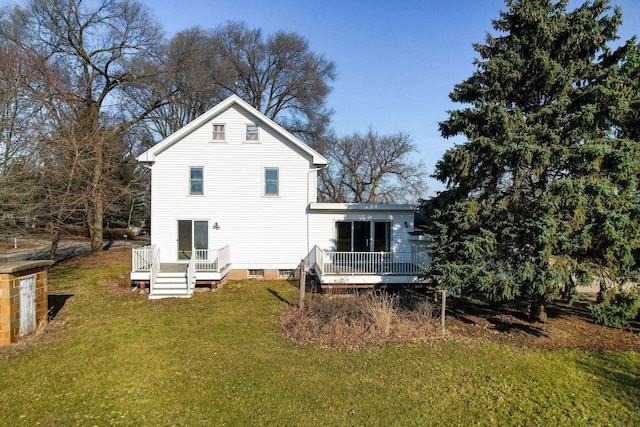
[19,275,37,336]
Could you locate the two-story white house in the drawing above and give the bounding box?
[131,95,428,298]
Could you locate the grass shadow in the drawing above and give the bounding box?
[267,288,294,306]
[48,294,73,320]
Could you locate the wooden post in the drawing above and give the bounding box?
[440,289,447,333]
[299,259,306,309]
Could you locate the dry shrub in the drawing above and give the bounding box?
[280,291,442,350]
[99,275,137,296]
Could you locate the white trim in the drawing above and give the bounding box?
[309,203,415,212]
[138,95,327,165]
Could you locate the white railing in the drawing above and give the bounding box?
[149,246,161,294]
[321,250,428,275]
[132,245,155,271]
[308,245,324,275]
[218,245,230,271]
[194,246,231,272]
[187,252,196,294]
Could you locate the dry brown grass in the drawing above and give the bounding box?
[280,291,443,350]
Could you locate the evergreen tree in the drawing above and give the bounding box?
[424,0,640,321]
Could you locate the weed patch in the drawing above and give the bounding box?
[280,291,443,350]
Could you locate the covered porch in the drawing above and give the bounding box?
[307,246,430,291]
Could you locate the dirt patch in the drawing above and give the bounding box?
[281,292,639,352]
[58,246,131,268]
[445,298,640,352]
[0,307,69,360]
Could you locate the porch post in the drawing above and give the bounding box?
[299,259,306,309]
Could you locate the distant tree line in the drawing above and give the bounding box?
[0,0,427,258]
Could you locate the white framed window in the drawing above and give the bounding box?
[212,124,225,141]
[278,269,294,278]
[189,167,203,195]
[248,269,264,278]
[246,124,259,142]
[264,167,279,196]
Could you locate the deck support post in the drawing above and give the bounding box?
[299,259,306,309]
[439,289,447,333]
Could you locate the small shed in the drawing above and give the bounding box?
[0,260,54,346]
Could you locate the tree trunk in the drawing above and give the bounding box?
[88,195,104,251]
[49,228,60,261]
[88,123,104,252]
[529,295,548,323]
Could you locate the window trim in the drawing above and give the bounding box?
[245,124,259,142]
[189,166,204,196]
[211,123,226,142]
[264,167,279,197]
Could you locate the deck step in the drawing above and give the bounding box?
[149,271,192,299]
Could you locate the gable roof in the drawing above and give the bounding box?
[137,94,328,165]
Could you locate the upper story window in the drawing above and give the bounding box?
[212,124,225,141]
[246,124,259,142]
[190,167,203,195]
[264,168,278,196]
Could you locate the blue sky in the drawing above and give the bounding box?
[148,1,636,196]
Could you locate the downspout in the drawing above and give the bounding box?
[307,164,328,255]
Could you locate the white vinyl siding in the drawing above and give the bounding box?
[150,104,312,267]
[308,206,414,255]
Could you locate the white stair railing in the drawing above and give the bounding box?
[187,251,196,294]
[149,246,161,294]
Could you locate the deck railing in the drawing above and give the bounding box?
[132,245,155,271]
[320,250,428,275]
[194,245,231,272]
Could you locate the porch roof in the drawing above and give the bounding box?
[308,202,415,212]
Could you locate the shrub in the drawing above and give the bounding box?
[590,291,640,328]
[103,228,137,240]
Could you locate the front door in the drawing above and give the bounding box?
[178,220,208,260]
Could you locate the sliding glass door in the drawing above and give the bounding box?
[335,221,390,252]
[178,220,208,260]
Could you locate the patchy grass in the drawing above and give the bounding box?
[0,249,638,425]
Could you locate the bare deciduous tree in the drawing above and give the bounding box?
[0,0,168,251]
[316,130,428,203]
[147,22,336,142]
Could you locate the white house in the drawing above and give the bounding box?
[131,95,428,298]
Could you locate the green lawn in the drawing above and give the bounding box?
[1,251,638,426]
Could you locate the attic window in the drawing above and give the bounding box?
[212,124,225,141]
[246,124,259,142]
